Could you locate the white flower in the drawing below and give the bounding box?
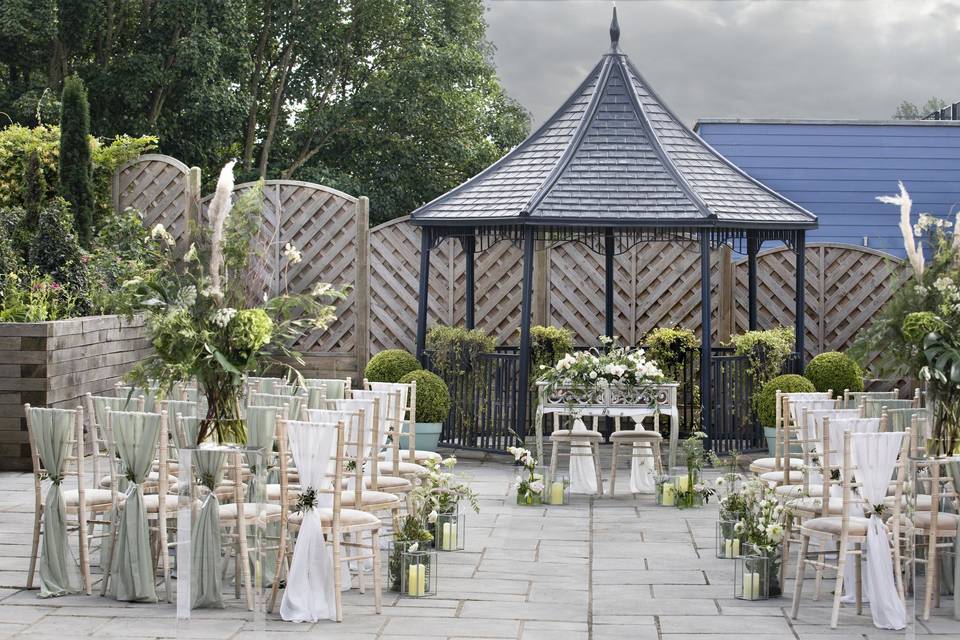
[150,223,175,247]
[733,521,745,534]
[529,481,544,494]
[766,523,784,543]
[589,371,597,379]
[311,282,331,297]
[715,476,726,488]
[283,242,303,265]
[183,243,198,262]
[915,285,929,296]
[427,510,438,524]
[212,307,237,328]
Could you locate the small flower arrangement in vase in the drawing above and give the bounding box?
[720,477,786,596]
[674,431,717,508]
[508,446,543,505]
[418,456,479,551]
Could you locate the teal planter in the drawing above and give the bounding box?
[763,427,801,457]
[399,422,442,452]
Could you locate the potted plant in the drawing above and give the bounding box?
[804,351,863,397]
[508,446,543,505]
[722,477,786,597]
[364,348,422,383]
[674,431,717,509]
[754,374,815,456]
[417,456,479,550]
[127,162,347,444]
[398,370,451,452]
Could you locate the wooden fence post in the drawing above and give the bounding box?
[718,244,734,342]
[186,166,202,240]
[355,196,371,381]
[532,240,549,327]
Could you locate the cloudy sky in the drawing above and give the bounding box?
[484,0,960,128]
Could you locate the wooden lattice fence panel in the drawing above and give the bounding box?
[114,154,194,255]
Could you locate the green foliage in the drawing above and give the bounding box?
[645,326,699,378]
[0,0,529,225]
[754,374,815,427]
[58,75,95,245]
[902,311,947,345]
[228,309,273,357]
[804,352,863,396]
[0,271,80,322]
[893,97,947,120]
[365,349,422,383]
[425,325,495,377]
[27,200,87,311]
[399,370,451,424]
[530,325,574,373]
[729,327,795,390]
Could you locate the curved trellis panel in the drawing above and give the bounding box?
[114,154,195,255]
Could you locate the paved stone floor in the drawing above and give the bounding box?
[0,453,956,639]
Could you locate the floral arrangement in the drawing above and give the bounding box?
[674,431,718,508]
[850,182,960,454]
[417,456,480,520]
[720,477,786,551]
[507,446,543,505]
[127,162,347,444]
[537,335,665,393]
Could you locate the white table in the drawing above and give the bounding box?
[534,382,680,494]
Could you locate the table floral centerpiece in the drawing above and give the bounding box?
[126,161,347,444]
[536,336,666,399]
[508,446,544,505]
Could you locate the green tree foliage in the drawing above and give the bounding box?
[0,0,530,224]
[892,97,947,120]
[58,75,95,244]
[28,199,88,311]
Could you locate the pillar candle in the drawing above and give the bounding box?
[550,481,565,505]
[724,539,733,559]
[732,539,740,557]
[742,571,760,599]
[407,563,426,596]
[677,475,690,492]
[661,483,675,506]
[442,522,454,550]
[752,571,761,598]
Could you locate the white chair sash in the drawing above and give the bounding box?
[280,420,339,622]
[367,382,408,423]
[347,391,394,457]
[569,417,598,494]
[851,432,907,630]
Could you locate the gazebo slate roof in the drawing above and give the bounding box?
[411,17,817,232]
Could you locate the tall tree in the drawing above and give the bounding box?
[58,74,95,244]
[893,97,948,120]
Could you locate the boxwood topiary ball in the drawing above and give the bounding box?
[804,352,863,397]
[399,370,451,423]
[364,349,422,383]
[755,374,815,427]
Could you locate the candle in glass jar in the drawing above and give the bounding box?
[442,522,456,550]
[407,563,426,596]
[550,481,565,505]
[677,475,690,492]
[742,570,760,599]
[661,483,675,506]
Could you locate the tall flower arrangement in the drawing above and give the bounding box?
[507,446,543,504]
[127,162,347,444]
[851,182,960,454]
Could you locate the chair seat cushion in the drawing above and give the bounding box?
[100,472,178,489]
[759,470,806,484]
[218,502,282,522]
[381,450,443,463]
[802,516,870,536]
[882,494,932,511]
[340,490,400,508]
[266,483,300,501]
[774,484,823,498]
[142,493,181,512]
[911,511,960,530]
[749,457,804,473]
[287,507,380,528]
[377,461,428,477]
[363,475,412,492]
[609,430,662,441]
[786,496,845,515]
[549,429,603,440]
[61,489,118,508]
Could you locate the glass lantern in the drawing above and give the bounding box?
[655,474,675,506]
[735,546,771,601]
[400,546,437,598]
[545,472,569,506]
[715,519,742,559]
[434,510,465,551]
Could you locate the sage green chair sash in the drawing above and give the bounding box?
[843,391,898,411]
[308,378,348,400]
[886,407,929,433]
[163,401,198,461]
[28,407,82,598]
[244,406,279,583]
[190,448,227,609]
[107,411,161,603]
[249,392,302,418]
[115,385,159,413]
[862,398,914,418]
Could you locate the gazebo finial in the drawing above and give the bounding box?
[609,3,620,51]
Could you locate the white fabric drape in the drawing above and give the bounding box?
[804,409,859,450]
[628,415,656,494]
[280,420,339,623]
[850,432,907,630]
[341,394,389,460]
[568,418,597,494]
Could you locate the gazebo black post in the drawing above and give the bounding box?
[604,228,615,340]
[464,234,476,330]
[516,229,536,441]
[699,233,713,444]
[747,231,760,331]
[794,231,806,368]
[416,229,431,364]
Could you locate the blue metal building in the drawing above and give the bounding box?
[694,120,960,257]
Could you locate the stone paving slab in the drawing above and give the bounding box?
[0,456,956,638]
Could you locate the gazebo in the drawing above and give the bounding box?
[409,9,817,442]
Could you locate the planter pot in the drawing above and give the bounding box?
[763,427,802,457]
[399,422,442,452]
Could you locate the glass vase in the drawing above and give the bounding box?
[545,472,569,506]
[715,519,743,559]
[737,542,781,598]
[434,510,465,551]
[516,491,543,506]
[399,547,437,597]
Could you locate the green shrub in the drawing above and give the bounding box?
[755,374,815,427]
[365,349,421,383]
[645,326,700,378]
[59,76,96,245]
[804,352,863,397]
[425,325,495,377]
[400,370,451,423]
[531,325,574,372]
[730,327,795,390]
[28,200,87,308]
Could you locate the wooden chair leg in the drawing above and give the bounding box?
[332,529,343,623]
[854,543,863,616]
[371,529,382,615]
[813,550,825,601]
[549,439,559,484]
[609,442,619,497]
[27,506,41,590]
[923,530,936,620]
[77,504,92,595]
[100,516,120,597]
[268,521,288,614]
[160,515,172,603]
[831,540,846,629]
[790,534,810,619]
[237,519,253,611]
[592,442,603,496]
[357,533,366,594]
[651,441,662,477]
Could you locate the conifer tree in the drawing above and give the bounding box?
[58,75,95,245]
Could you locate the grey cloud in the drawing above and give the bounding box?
[485,0,960,127]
